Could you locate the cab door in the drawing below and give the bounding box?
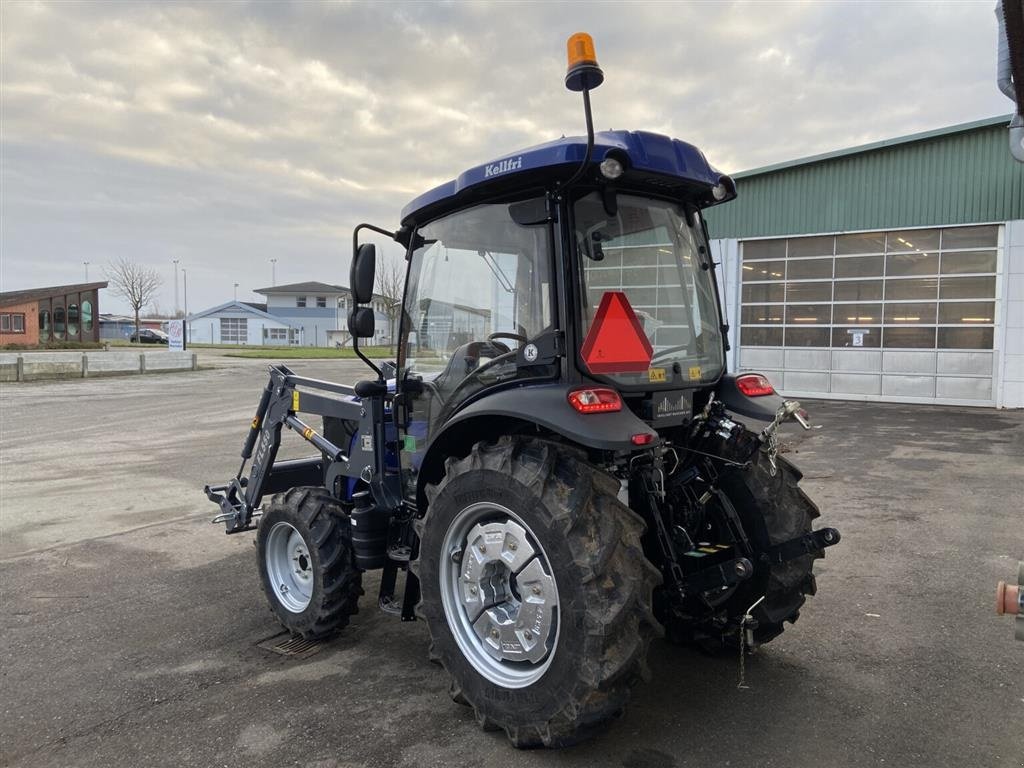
[396,197,557,501]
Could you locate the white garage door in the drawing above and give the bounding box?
[738,224,1001,405]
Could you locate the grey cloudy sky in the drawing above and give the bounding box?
[0,0,1011,315]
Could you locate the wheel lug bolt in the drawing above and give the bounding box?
[490,629,499,639]
[524,631,532,640]
[478,544,486,554]
[532,586,541,595]
[509,542,517,551]
[469,586,478,595]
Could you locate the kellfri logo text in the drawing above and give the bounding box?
[484,156,523,178]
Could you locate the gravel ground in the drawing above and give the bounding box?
[1,354,1021,767]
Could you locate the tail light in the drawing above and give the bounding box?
[735,373,775,397]
[568,387,622,413]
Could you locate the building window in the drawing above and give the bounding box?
[1,313,26,333]
[53,306,65,340]
[316,296,327,308]
[296,296,307,308]
[39,309,50,335]
[82,300,93,333]
[266,327,288,342]
[220,317,248,344]
[67,303,80,337]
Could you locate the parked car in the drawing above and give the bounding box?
[130,329,168,344]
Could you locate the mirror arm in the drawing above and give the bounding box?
[354,342,383,381]
[352,222,397,254]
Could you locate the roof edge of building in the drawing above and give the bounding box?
[734,114,1013,180]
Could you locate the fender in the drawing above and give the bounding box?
[415,383,656,506]
[715,372,784,422]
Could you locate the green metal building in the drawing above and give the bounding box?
[705,115,1024,408]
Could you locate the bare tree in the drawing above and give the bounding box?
[106,256,163,341]
[374,254,405,352]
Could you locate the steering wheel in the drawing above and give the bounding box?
[435,345,520,421]
[487,332,527,350]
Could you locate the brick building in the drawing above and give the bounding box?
[0,282,108,346]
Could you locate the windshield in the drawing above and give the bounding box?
[575,192,724,387]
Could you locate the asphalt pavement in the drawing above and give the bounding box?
[1,351,1021,767]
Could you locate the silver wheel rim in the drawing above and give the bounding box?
[265,521,314,613]
[439,502,560,689]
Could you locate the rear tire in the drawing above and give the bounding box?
[414,437,661,748]
[256,486,362,640]
[676,453,822,651]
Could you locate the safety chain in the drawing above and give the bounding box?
[764,431,779,477]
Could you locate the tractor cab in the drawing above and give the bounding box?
[385,128,740,505]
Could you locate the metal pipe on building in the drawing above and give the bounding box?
[997,0,1024,161]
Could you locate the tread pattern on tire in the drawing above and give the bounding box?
[258,486,363,640]
[717,453,822,647]
[413,437,662,748]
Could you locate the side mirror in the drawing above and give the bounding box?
[351,243,376,304]
[348,307,375,339]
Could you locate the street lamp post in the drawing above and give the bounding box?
[270,258,277,286]
[172,259,180,316]
[182,268,189,350]
[83,261,90,281]
[234,282,239,301]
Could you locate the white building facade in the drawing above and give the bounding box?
[254,282,393,348]
[186,301,299,346]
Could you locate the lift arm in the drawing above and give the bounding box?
[204,364,367,534]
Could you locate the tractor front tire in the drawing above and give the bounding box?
[256,486,362,640]
[414,438,661,748]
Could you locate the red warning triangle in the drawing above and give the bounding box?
[581,291,654,374]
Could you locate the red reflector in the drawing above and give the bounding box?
[736,373,775,397]
[580,291,654,374]
[631,433,654,446]
[568,387,622,413]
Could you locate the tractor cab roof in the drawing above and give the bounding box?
[400,130,736,228]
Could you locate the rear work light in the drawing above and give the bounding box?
[735,373,776,397]
[568,387,622,413]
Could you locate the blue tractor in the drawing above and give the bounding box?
[205,33,840,747]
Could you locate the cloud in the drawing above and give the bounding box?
[0,0,1010,315]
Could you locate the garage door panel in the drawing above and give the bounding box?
[935,376,994,400]
[739,225,999,406]
[832,349,882,372]
[936,351,993,375]
[883,375,936,397]
[830,373,881,395]
[784,371,829,391]
[784,349,830,370]
[740,347,784,369]
[882,350,936,374]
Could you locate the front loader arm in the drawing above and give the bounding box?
[204,364,356,534]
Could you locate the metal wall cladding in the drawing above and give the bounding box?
[706,122,1024,239]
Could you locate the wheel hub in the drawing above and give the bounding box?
[441,505,559,687]
[265,521,314,613]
